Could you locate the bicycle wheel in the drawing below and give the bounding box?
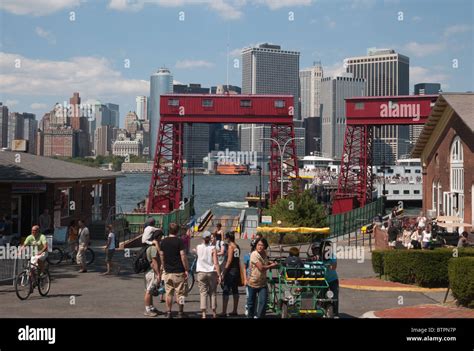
[85,248,95,266]
[38,270,51,296]
[15,271,32,300]
[47,247,63,265]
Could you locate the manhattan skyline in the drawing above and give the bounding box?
[0,0,473,126]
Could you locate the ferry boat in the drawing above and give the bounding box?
[373,158,422,205]
[216,163,250,175]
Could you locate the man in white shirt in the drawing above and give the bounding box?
[142,217,159,245]
[77,220,90,273]
[421,225,432,250]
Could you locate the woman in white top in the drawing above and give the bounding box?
[195,231,221,319]
[101,224,119,275]
[416,212,427,229]
[421,224,432,249]
[410,227,423,250]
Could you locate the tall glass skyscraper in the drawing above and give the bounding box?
[149,68,173,158]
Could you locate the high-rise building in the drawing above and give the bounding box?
[173,83,209,94]
[7,112,24,149]
[304,117,321,155]
[210,85,241,94]
[43,128,75,157]
[320,74,366,159]
[0,103,9,148]
[105,103,120,128]
[94,125,113,156]
[22,113,37,154]
[135,96,148,121]
[300,62,323,119]
[345,48,410,164]
[241,43,300,159]
[414,83,441,95]
[149,68,173,158]
[410,83,442,150]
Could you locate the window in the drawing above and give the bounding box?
[355,102,364,110]
[202,99,213,107]
[403,190,410,195]
[415,169,421,174]
[168,99,179,107]
[450,136,464,193]
[393,190,400,194]
[240,99,252,107]
[414,190,420,195]
[274,100,285,108]
[432,181,437,211]
[405,169,411,173]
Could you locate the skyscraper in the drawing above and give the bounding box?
[320,74,366,159]
[345,48,410,164]
[135,96,148,121]
[22,113,37,154]
[0,103,9,148]
[7,112,24,149]
[241,43,300,159]
[149,68,173,158]
[300,62,323,119]
[106,103,120,128]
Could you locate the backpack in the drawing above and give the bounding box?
[133,245,151,274]
[285,256,304,278]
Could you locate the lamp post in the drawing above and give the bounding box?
[260,137,304,199]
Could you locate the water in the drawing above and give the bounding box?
[116,173,269,217]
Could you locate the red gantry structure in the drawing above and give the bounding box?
[147,94,299,214]
[333,95,439,214]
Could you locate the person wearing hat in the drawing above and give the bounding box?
[195,231,221,318]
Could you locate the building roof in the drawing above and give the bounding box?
[411,93,474,157]
[0,151,121,182]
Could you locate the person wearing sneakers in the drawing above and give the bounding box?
[159,223,189,318]
[144,231,162,317]
[196,231,221,318]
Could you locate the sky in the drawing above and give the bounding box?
[0,0,473,127]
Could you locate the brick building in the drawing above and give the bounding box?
[412,93,473,232]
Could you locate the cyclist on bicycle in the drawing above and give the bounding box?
[21,225,48,274]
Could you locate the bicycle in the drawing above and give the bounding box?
[15,259,51,300]
[186,255,197,294]
[47,245,95,266]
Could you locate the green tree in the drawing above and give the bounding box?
[263,189,327,227]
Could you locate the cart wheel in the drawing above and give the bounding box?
[47,248,63,265]
[281,302,289,319]
[325,305,334,318]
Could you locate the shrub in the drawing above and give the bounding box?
[371,250,390,276]
[382,248,474,287]
[448,257,474,308]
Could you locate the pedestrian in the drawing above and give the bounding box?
[247,238,277,318]
[67,220,79,257]
[457,231,469,248]
[196,231,221,319]
[410,227,423,250]
[159,223,189,318]
[416,211,427,229]
[142,217,159,245]
[77,220,90,273]
[421,224,432,250]
[102,224,119,275]
[215,224,227,270]
[144,231,162,317]
[220,232,241,317]
[243,240,257,316]
[38,209,52,235]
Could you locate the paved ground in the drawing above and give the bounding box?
[0,238,466,318]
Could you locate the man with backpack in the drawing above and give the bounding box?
[143,231,162,317]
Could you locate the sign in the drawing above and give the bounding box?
[12,183,47,193]
[11,139,27,152]
[261,216,272,225]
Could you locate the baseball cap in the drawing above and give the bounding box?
[202,231,211,239]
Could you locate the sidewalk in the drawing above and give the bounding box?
[364,304,474,318]
[341,277,447,292]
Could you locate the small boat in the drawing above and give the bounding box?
[216,163,250,175]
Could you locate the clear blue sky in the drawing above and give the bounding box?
[0,0,473,126]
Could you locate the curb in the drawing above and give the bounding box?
[340,283,447,293]
[360,311,379,318]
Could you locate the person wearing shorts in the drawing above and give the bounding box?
[144,231,161,317]
[159,222,189,318]
[22,225,49,274]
